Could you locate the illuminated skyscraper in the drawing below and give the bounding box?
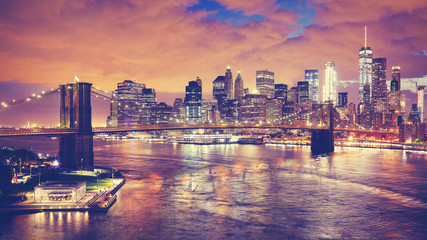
[224,65,233,99]
[359,26,373,104]
[185,79,202,123]
[234,71,244,102]
[389,66,401,113]
[298,81,309,103]
[371,58,387,112]
[305,69,319,103]
[256,70,275,98]
[323,62,337,104]
[418,86,425,122]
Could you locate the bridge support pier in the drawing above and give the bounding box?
[59,134,94,170]
[311,104,334,155]
[311,129,334,155]
[59,82,94,170]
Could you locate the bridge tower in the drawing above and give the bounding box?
[311,104,334,155]
[58,82,94,170]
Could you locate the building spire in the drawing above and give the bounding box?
[364,25,367,49]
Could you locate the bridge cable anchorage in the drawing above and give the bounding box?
[0,88,60,110]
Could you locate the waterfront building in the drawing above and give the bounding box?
[185,79,202,123]
[222,99,239,124]
[201,100,218,124]
[359,26,373,104]
[224,66,233,99]
[323,62,338,105]
[266,98,283,124]
[408,104,421,123]
[140,88,157,125]
[234,71,244,102]
[239,94,267,124]
[371,58,387,113]
[418,86,425,122]
[108,80,145,127]
[274,84,287,101]
[298,81,309,103]
[338,92,348,107]
[34,181,86,203]
[256,70,275,98]
[305,69,319,103]
[172,98,185,123]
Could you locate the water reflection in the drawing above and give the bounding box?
[1,140,427,239]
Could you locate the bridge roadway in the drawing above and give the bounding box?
[0,124,397,137]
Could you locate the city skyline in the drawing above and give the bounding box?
[0,1,426,104]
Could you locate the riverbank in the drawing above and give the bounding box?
[0,178,125,214]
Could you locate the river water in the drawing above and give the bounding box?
[1,138,427,239]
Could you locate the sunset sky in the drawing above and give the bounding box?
[1,0,427,125]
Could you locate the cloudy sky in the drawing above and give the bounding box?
[0,0,427,125]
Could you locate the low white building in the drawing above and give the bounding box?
[34,181,86,203]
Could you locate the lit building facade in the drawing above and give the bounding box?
[298,81,309,103]
[359,26,373,104]
[234,71,244,102]
[222,99,239,124]
[224,66,233,99]
[323,62,338,105]
[338,92,348,107]
[172,98,185,123]
[305,69,319,103]
[371,58,387,113]
[266,98,283,124]
[108,80,145,127]
[418,86,425,122]
[274,84,287,101]
[239,94,267,124]
[256,70,275,98]
[140,88,157,125]
[185,79,202,123]
[213,76,227,112]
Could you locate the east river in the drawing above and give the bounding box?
[1,137,427,239]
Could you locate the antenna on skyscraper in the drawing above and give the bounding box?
[364,25,367,48]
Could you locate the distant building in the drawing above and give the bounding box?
[234,71,244,102]
[371,58,387,113]
[213,76,227,112]
[390,66,401,114]
[323,62,338,105]
[239,94,267,124]
[224,66,233,99]
[298,81,309,103]
[172,98,185,123]
[274,84,287,101]
[287,87,299,104]
[256,70,275,98]
[418,86,425,122]
[391,66,401,91]
[185,79,202,123]
[266,98,283,124]
[154,102,172,125]
[140,88,157,125]
[108,80,145,127]
[222,99,239,124]
[201,100,218,124]
[338,92,348,107]
[408,104,421,123]
[359,26,373,104]
[305,69,319,103]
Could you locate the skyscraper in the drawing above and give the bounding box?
[213,76,226,112]
[298,81,309,103]
[185,79,202,123]
[391,66,401,91]
[418,86,424,122]
[338,92,348,107]
[108,80,146,127]
[256,70,275,98]
[371,58,387,112]
[224,65,233,99]
[359,26,373,104]
[234,71,244,102]
[305,69,319,103]
[389,66,401,113]
[274,84,287,101]
[140,88,157,125]
[323,62,338,104]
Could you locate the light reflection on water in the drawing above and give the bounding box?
[0,139,427,239]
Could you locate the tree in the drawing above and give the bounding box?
[0,161,13,195]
